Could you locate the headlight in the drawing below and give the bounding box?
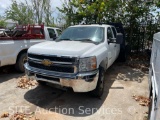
[79,56,97,72]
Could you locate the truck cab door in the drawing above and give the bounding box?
[107,27,116,66]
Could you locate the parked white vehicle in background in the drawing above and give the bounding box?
[149,32,160,120]
[0,24,62,72]
[0,29,7,36]
[25,23,125,97]
[0,29,5,32]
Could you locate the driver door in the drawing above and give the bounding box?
[107,27,116,66]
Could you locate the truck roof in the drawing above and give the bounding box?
[70,24,112,28]
[45,26,60,29]
[0,29,5,31]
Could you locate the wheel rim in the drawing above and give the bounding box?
[21,56,27,71]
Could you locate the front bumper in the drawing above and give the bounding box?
[24,63,99,92]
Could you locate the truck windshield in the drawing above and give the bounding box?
[57,26,104,43]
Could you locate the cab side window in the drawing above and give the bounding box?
[107,27,114,39]
[111,27,117,38]
[47,28,55,38]
[57,29,62,36]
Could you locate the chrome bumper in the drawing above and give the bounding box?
[24,63,99,92]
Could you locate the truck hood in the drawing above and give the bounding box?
[28,41,96,57]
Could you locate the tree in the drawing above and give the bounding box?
[0,20,6,28]
[57,0,123,24]
[5,0,54,25]
[58,0,156,52]
[5,0,34,24]
[31,0,53,25]
[156,1,160,8]
[57,0,76,26]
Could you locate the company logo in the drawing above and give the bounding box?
[42,59,53,66]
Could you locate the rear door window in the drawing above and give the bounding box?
[107,27,114,39]
[57,29,62,36]
[111,27,117,38]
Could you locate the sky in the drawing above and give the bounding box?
[0,0,63,19]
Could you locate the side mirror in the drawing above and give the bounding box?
[53,33,57,40]
[116,33,123,44]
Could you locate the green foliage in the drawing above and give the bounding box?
[156,1,160,8]
[5,0,54,26]
[0,20,7,27]
[57,0,158,52]
[5,0,34,24]
[58,0,152,24]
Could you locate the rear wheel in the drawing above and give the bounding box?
[90,67,105,97]
[15,53,27,73]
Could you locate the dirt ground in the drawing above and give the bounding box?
[0,63,149,120]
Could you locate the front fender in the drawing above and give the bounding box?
[95,46,108,70]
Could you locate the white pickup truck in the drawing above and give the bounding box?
[0,25,62,72]
[25,24,124,97]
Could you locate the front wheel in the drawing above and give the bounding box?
[15,53,27,73]
[90,67,105,97]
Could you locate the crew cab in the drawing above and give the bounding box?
[0,24,62,72]
[25,24,124,97]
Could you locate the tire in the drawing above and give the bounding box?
[90,67,105,97]
[37,80,46,86]
[15,53,27,73]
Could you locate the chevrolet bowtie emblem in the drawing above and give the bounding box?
[42,59,53,66]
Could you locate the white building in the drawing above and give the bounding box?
[5,19,18,28]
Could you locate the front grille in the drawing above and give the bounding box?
[28,62,75,73]
[28,53,77,63]
[28,53,78,74]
